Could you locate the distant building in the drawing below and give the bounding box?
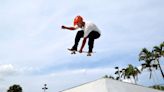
[60,78,163,92]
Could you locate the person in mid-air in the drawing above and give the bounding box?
[61,15,101,56]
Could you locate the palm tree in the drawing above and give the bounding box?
[130,65,141,84]
[120,64,140,84]
[139,48,153,61]
[121,68,130,80]
[139,48,158,79]
[114,66,121,80]
[108,75,115,79]
[153,42,164,78]
[7,84,22,92]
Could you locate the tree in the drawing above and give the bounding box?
[153,42,164,78]
[7,84,22,92]
[120,64,140,84]
[130,65,141,84]
[103,75,115,79]
[114,66,122,80]
[120,68,130,80]
[139,48,158,79]
[108,75,115,79]
[103,75,109,78]
[150,85,164,91]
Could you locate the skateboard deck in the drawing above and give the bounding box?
[67,48,95,56]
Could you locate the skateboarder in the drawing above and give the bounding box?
[61,15,101,56]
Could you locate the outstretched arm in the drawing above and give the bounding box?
[79,37,87,53]
[61,25,77,30]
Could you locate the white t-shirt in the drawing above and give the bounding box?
[75,21,101,38]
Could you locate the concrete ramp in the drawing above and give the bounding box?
[60,78,163,92]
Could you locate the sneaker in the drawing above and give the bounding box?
[70,48,77,51]
[87,53,92,56]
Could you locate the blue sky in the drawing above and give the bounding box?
[0,0,164,92]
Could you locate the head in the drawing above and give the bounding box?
[74,15,85,28]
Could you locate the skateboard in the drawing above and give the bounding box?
[67,48,95,56]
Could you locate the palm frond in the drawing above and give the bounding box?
[115,71,119,74]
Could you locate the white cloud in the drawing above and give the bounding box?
[0,64,17,80]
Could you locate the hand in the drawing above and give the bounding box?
[61,25,66,29]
